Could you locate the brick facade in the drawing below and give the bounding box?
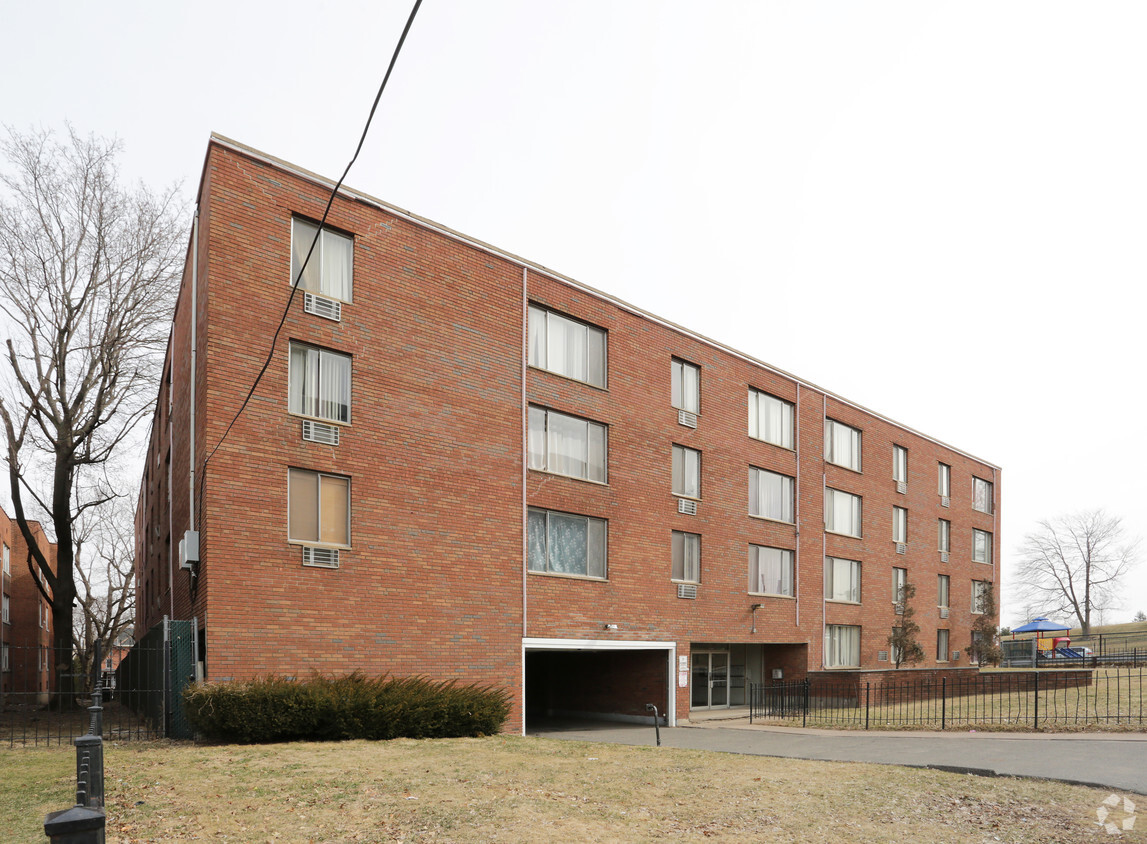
[135,136,1000,732]
[0,507,57,700]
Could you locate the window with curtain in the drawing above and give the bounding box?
[824,557,861,603]
[748,389,794,449]
[937,629,950,661]
[291,217,353,301]
[671,359,700,414]
[825,488,862,537]
[673,445,701,499]
[2,593,8,624]
[527,305,607,388]
[893,507,908,544]
[528,406,607,482]
[528,508,607,579]
[289,343,351,423]
[672,531,701,583]
[893,445,908,483]
[938,519,951,553]
[825,419,862,471]
[973,529,993,564]
[288,469,350,547]
[973,477,994,513]
[824,625,860,667]
[938,463,951,497]
[749,467,794,523]
[2,543,7,574]
[749,546,794,596]
[893,567,907,603]
[937,574,950,608]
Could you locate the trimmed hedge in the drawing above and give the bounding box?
[182,673,511,743]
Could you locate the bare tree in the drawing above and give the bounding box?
[0,126,183,705]
[1015,510,1140,637]
[887,582,925,668]
[1134,610,1146,623]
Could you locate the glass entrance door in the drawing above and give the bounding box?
[690,651,730,709]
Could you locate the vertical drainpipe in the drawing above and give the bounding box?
[821,393,827,670]
[794,383,801,628]
[520,265,528,736]
[190,207,198,534]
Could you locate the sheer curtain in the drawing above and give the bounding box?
[291,219,320,292]
[322,230,353,301]
[319,352,350,422]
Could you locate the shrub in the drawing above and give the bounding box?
[182,673,511,743]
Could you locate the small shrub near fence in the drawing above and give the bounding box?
[750,668,1146,731]
[182,673,512,743]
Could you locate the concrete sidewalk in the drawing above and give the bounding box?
[531,718,1147,796]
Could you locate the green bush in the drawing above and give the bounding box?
[182,673,511,743]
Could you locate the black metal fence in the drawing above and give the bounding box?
[749,668,1146,730]
[1002,633,1147,668]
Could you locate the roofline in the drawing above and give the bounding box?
[206,132,1000,471]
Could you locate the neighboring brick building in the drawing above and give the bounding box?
[135,135,1000,732]
[0,506,57,702]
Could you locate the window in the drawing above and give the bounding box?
[2,593,8,624]
[528,305,607,388]
[288,343,351,423]
[824,625,860,668]
[291,217,353,301]
[825,419,862,471]
[749,467,794,523]
[672,531,701,583]
[937,574,950,608]
[671,359,700,414]
[890,627,904,665]
[892,567,907,603]
[673,445,701,499]
[893,507,908,544]
[2,644,7,672]
[528,407,607,482]
[748,389,794,449]
[749,546,794,596]
[38,602,43,628]
[973,529,993,564]
[938,519,951,553]
[2,543,7,574]
[288,469,350,547]
[938,463,951,497]
[893,445,908,484]
[937,629,950,661]
[824,557,861,603]
[972,580,990,614]
[825,488,862,537]
[528,508,607,579]
[973,477,994,514]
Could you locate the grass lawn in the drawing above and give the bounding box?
[3,736,1142,843]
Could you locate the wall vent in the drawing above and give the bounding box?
[940,495,950,508]
[677,410,698,429]
[677,498,698,516]
[940,551,949,564]
[303,292,342,321]
[895,542,907,555]
[952,650,961,662]
[302,419,340,446]
[302,546,340,569]
[677,583,698,599]
[896,481,907,495]
[940,607,950,619]
[877,651,888,662]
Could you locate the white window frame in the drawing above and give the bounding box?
[2,543,8,575]
[973,528,993,564]
[749,467,795,523]
[893,506,908,544]
[973,476,994,514]
[824,624,861,668]
[825,419,862,472]
[748,389,794,449]
[528,304,607,388]
[672,531,701,583]
[2,644,8,672]
[288,342,352,424]
[893,567,907,604]
[528,508,608,580]
[2,593,8,624]
[291,217,354,302]
[528,406,608,483]
[938,463,951,497]
[937,628,950,662]
[824,556,861,604]
[938,519,951,553]
[671,359,700,415]
[749,545,795,597]
[937,574,950,609]
[287,469,351,548]
[825,488,862,538]
[893,445,908,483]
[972,580,989,614]
[672,445,702,499]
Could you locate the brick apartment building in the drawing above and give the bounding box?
[134,135,1000,732]
[0,506,57,702]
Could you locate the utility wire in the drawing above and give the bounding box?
[202,0,424,470]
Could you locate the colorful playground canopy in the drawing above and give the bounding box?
[1011,617,1071,635]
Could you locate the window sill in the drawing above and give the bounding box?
[671,578,701,586]
[288,411,351,427]
[936,660,949,664]
[748,592,796,600]
[528,468,609,486]
[287,540,351,551]
[748,435,795,452]
[972,559,993,565]
[527,570,608,583]
[527,364,608,392]
[748,514,796,526]
[295,287,353,306]
[825,529,862,540]
[825,599,861,606]
[825,461,863,475]
[674,493,702,503]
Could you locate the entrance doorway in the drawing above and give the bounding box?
[691,651,729,709]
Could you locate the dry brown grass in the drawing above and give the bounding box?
[4,736,1143,843]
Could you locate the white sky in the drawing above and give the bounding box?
[4,1,1145,626]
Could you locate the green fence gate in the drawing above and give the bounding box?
[116,617,197,740]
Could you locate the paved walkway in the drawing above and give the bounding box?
[531,717,1147,796]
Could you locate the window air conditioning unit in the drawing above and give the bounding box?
[677,583,698,599]
[677,410,698,429]
[952,650,961,662]
[896,542,907,555]
[894,604,905,616]
[677,498,698,516]
[940,607,950,619]
[302,546,340,569]
[896,481,907,495]
[303,292,341,322]
[302,419,340,446]
[940,551,949,563]
[877,651,888,662]
[940,495,950,508]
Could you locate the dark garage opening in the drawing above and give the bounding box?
[525,649,670,729]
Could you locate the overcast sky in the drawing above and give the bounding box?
[4,1,1145,625]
